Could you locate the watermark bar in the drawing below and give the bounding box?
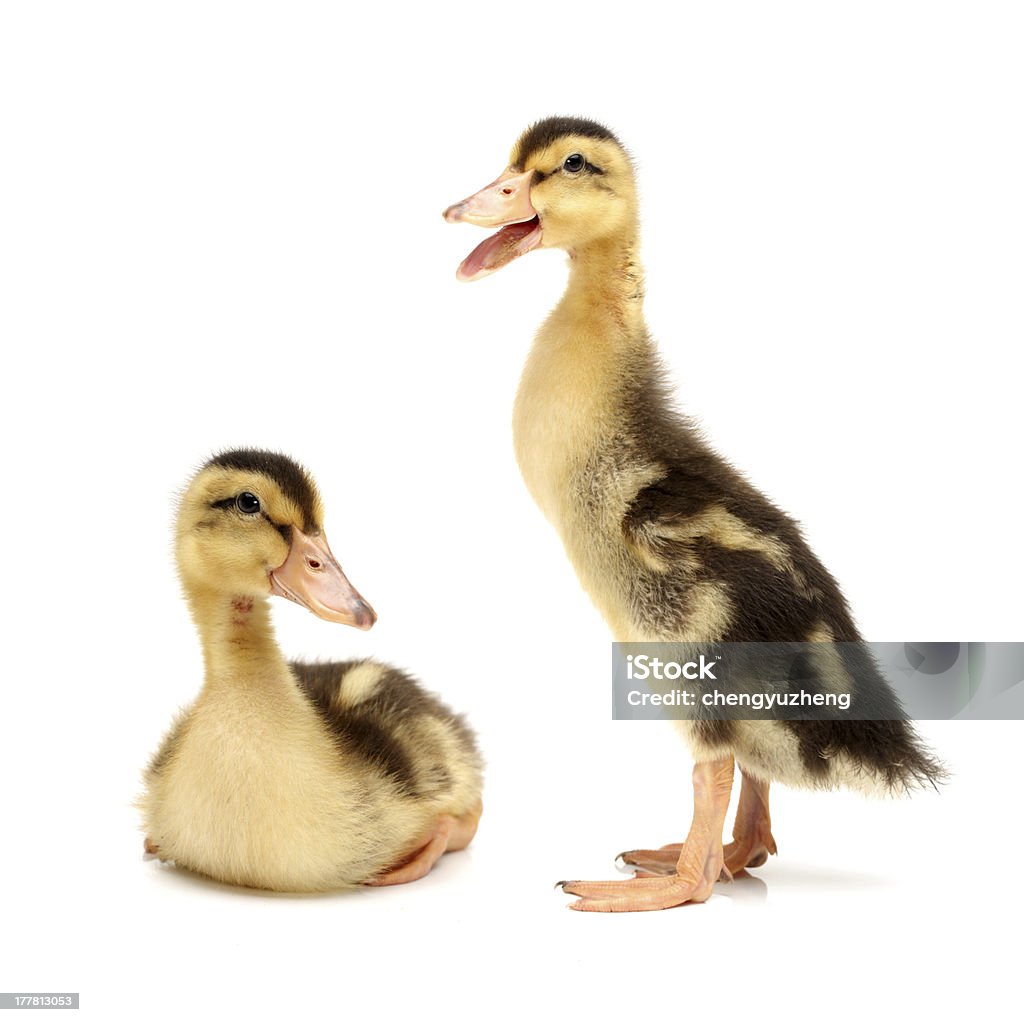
[612,642,1024,720]
[0,995,78,1010]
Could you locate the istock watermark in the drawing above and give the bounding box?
[625,653,719,681]
[612,642,1024,720]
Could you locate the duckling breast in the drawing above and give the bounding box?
[143,690,404,889]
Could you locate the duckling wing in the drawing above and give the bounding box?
[290,659,482,804]
[619,464,945,792]
[620,459,857,643]
[143,707,192,781]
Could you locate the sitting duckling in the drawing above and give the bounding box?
[445,116,941,911]
[139,449,483,892]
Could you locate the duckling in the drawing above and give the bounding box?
[139,449,483,892]
[445,116,941,911]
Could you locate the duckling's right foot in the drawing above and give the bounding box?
[562,757,736,912]
[143,836,160,855]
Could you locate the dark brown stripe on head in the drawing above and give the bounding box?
[514,116,621,167]
[206,449,319,533]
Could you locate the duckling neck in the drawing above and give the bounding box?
[513,229,652,520]
[185,586,290,688]
[543,228,648,374]
[565,231,646,322]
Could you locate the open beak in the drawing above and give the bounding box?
[269,528,376,630]
[443,168,543,282]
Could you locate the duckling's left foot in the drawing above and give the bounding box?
[367,821,451,886]
[723,773,777,874]
[444,799,483,852]
[560,757,735,912]
[619,772,777,879]
[616,843,683,877]
[365,802,483,887]
[143,836,160,855]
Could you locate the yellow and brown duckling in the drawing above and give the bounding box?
[139,449,483,892]
[446,116,941,911]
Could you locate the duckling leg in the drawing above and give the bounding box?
[445,799,483,852]
[366,821,452,887]
[560,757,734,912]
[723,772,777,873]
[621,770,777,877]
[365,801,483,887]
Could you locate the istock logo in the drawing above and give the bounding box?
[625,654,719,681]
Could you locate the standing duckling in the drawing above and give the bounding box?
[139,449,483,892]
[445,117,940,912]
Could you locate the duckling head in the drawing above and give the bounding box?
[176,449,376,630]
[444,116,637,281]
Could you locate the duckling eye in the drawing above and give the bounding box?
[236,492,261,515]
[563,153,585,174]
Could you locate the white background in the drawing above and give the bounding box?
[2,2,1021,1019]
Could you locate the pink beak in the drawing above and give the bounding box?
[444,168,544,282]
[444,168,537,227]
[269,528,376,630]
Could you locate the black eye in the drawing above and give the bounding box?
[563,153,585,173]
[236,492,261,514]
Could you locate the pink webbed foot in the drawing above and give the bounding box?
[617,843,683,877]
[723,774,777,874]
[559,870,717,912]
[366,820,452,887]
[560,757,736,913]
[618,843,735,882]
[723,831,777,872]
[365,801,482,887]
